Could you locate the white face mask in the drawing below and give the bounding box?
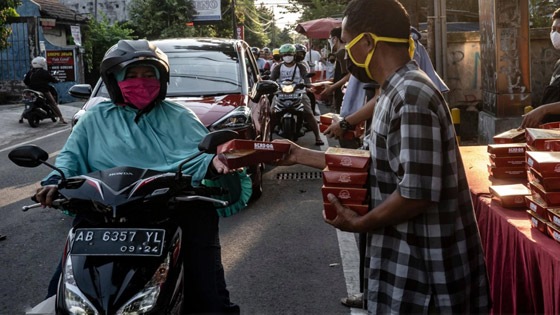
[283,55,294,63]
[551,31,560,50]
[328,38,334,51]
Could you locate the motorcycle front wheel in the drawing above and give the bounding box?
[28,113,40,128]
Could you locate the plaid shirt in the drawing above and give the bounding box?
[363,61,490,313]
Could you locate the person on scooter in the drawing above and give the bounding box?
[251,46,266,72]
[270,44,324,145]
[35,39,247,313]
[21,56,67,124]
[295,43,318,115]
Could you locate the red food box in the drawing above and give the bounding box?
[322,167,368,188]
[547,222,560,242]
[487,143,526,156]
[323,203,368,220]
[528,167,560,191]
[217,140,290,168]
[487,164,527,179]
[489,154,525,168]
[525,128,560,151]
[547,206,560,228]
[539,122,560,129]
[325,147,371,172]
[526,151,560,177]
[493,129,526,143]
[489,184,531,208]
[525,195,549,217]
[544,140,560,152]
[320,113,339,125]
[321,186,368,204]
[527,210,550,236]
[530,181,560,206]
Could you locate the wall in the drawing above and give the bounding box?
[446,31,482,107]
[530,28,560,107]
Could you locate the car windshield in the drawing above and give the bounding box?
[96,49,241,98]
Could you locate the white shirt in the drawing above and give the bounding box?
[304,50,322,69]
[278,64,303,83]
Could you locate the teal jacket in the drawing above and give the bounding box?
[44,100,213,185]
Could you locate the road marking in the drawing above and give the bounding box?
[337,229,367,314]
[0,128,70,154]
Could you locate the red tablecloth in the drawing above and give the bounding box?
[460,146,560,314]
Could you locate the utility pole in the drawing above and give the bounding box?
[231,0,236,39]
[94,0,98,21]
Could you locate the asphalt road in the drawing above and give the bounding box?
[0,102,364,314]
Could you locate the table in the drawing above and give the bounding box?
[460,145,560,314]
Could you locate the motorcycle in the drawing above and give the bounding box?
[271,72,315,142]
[21,86,59,127]
[10,130,238,315]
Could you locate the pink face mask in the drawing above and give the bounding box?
[117,78,161,110]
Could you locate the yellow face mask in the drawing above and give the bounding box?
[345,32,415,80]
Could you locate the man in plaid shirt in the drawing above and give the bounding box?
[277,0,490,313]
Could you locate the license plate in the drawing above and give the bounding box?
[71,228,165,256]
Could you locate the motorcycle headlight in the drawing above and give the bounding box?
[281,85,294,93]
[116,253,171,315]
[210,106,251,131]
[63,256,99,315]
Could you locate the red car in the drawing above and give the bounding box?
[69,38,279,199]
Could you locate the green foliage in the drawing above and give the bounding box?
[530,0,557,28]
[287,0,345,23]
[83,12,134,75]
[0,0,21,50]
[129,0,196,39]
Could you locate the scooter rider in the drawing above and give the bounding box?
[270,44,324,145]
[21,57,67,124]
[294,43,318,115]
[35,39,246,313]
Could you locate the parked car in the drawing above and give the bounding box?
[68,38,279,199]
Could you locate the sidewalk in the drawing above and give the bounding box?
[0,101,84,148]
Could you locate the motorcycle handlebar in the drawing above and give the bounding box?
[22,198,66,212]
[174,196,229,207]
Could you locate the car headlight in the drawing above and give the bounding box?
[210,106,251,131]
[116,253,171,315]
[281,85,295,93]
[63,256,99,315]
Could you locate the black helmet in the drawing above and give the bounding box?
[250,47,260,55]
[294,44,307,53]
[100,39,169,104]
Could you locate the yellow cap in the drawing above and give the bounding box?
[272,48,280,55]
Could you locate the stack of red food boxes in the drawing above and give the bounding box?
[321,147,370,220]
[487,143,527,179]
[489,184,531,208]
[526,150,560,241]
[319,113,366,140]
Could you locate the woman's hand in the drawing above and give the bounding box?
[212,155,241,174]
[35,185,59,208]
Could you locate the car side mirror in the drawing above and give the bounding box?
[68,84,92,99]
[252,80,279,102]
[8,145,49,167]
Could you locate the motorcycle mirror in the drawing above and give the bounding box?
[8,145,67,180]
[176,130,239,179]
[306,72,316,78]
[8,145,49,167]
[198,130,239,154]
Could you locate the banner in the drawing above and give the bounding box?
[46,50,75,82]
[236,25,244,40]
[70,25,82,46]
[192,0,222,22]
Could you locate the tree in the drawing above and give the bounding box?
[0,0,21,50]
[129,0,197,39]
[287,0,345,23]
[83,12,135,84]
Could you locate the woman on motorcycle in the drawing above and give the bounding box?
[270,44,324,145]
[35,39,247,313]
[21,56,67,124]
